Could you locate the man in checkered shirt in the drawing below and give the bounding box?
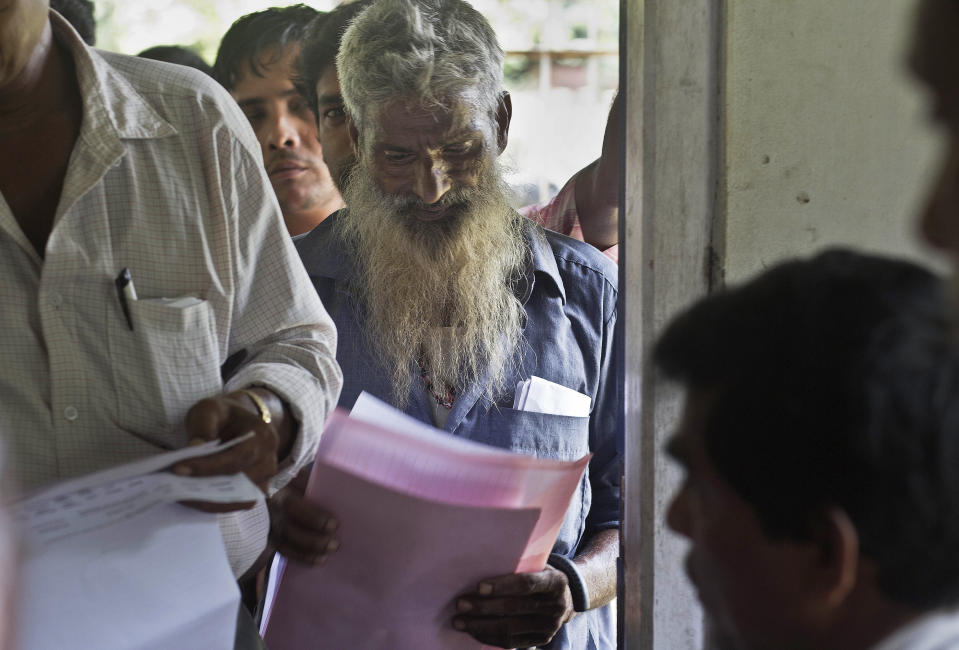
[0,0,342,583]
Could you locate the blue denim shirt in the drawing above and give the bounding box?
[296,211,621,649]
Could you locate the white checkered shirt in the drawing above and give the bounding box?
[0,14,343,576]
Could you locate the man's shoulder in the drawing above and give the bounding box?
[538,225,618,294]
[96,51,227,108]
[95,50,259,153]
[294,211,348,279]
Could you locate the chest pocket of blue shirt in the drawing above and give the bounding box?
[476,407,590,461]
[465,407,592,556]
[107,298,222,443]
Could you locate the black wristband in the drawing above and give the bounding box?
[547,552,590,612]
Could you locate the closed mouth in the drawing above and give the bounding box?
[415,204,450,220]
[269,161,307,176]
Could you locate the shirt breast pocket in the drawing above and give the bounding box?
[107,297,223,442]
[480,407,590,461]
[477,407,592,555]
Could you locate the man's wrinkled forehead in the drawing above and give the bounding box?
[369,94,490,138]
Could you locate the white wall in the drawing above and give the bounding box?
[622,2,948,648]
[721,0,942,283]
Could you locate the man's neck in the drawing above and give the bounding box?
[284,196,346,236]
[0,21,72,132]
[0,18,83,255]
[816,592,920,650]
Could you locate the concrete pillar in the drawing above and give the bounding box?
[620,0,720,647]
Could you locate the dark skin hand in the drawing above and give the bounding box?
[267,465,341,564]
[173,387,297,512]
[267,470,617,647]
[453,528,619,648]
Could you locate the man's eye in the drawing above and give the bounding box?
[384,151,414,163]
[322,106,346,122]
[243,111,265,124]
[444,142,472,155]
[289,97,310,114]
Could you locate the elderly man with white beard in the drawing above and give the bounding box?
[285,0,621,647]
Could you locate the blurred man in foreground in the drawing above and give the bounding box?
[911,0,959,270]
[658,250,959,650]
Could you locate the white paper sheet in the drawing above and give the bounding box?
[18,503,239,650]
[513,375,591,417]
[12,436,259,650]
[18,431,256,504]
[14,472,262,546]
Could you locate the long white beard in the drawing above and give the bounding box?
[336,157,528,407]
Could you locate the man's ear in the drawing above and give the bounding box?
[495,91,512,155]
[811,507,860,609]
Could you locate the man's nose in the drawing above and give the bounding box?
[412,159,451,205]
[268,112,299,150]
[665,485,692,538]
[919,144,959,254]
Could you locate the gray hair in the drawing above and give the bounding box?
[337,0,504,141]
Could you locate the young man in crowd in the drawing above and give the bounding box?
[214,5,345,236]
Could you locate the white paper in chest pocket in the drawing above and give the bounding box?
[513,375,591,417]
[139,295,204,308]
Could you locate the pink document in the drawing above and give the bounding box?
[261,394,591,649]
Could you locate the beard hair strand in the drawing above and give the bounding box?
[336,157,528,409]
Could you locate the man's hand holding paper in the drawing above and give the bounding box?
[173,388,295,512]
[261,395,593,649]
[453,566,575,649]
[268,466,341,565]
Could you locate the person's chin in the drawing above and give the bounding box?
[277,188,320,215]
[273,175,315,200]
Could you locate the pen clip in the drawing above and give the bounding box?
[115,267,135,331]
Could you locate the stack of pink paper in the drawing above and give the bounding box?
[261,392,590,650]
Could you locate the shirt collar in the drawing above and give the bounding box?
[870,610,959,650]
[522,218,567,305]
[50,11,177,141]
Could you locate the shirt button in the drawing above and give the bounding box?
[51,293,63,309]
[63,406,79,421]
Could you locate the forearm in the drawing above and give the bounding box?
[236,387,296,463]
[574,159,619,250]
[224,333,342,490]
[572,527,619,609]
